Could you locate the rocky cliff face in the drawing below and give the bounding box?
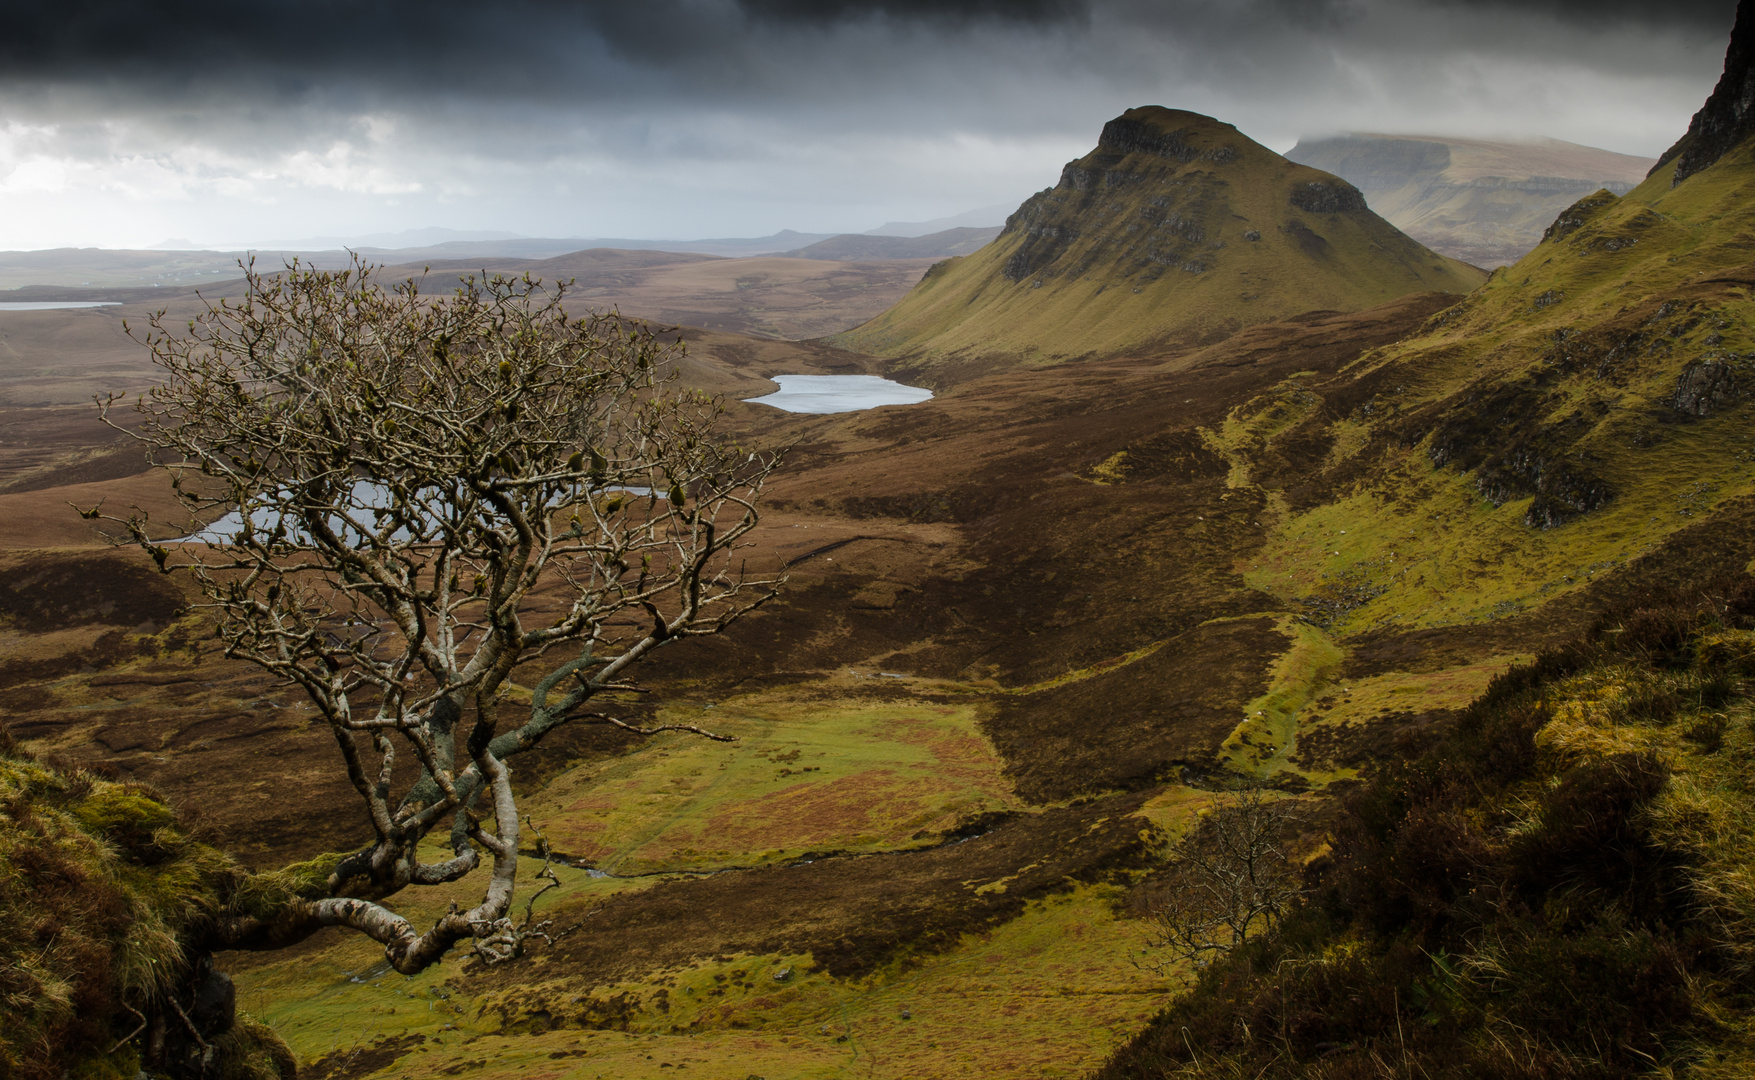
[1654,0,1755,184]
[838,106,1484,378]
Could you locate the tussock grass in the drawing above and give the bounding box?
[0,730,295,1077]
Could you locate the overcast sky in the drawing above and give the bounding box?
[0,0,1739,250]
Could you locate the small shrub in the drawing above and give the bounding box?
[1691,668,1740,709]
[1507,752,1670,900]
[1616,608,1695,667]
[1134,786,1302,972]
[1615,681,1682,724]
[1684,713,1730,752]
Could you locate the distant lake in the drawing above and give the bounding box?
[742,374,933,414]
[0,301,121,311]
[177,480,654,544]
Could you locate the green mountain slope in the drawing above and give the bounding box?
[836,106,1486,378]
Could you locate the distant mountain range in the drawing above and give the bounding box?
[0,220,1013,291]
[782,227,1002,261]
[1286,134,1655,267]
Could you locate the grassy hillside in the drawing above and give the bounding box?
[1084,37,1755,1078]
[836,106,1485,379]
[1099,585,1755,1078]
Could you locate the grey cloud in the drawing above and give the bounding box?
[737,0,1089,24]
[0,0,1739,248]
[0,0,1731,119]
[1433,0,1739,29]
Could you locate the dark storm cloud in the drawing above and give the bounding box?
[1437,0,1739,29]
[0,0,1733,116]
[0,1,706,83]
[0,0,1739,248]
[739,0,1088,24]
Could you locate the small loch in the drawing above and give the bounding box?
[0,301,122,311]
[742,374,932,414]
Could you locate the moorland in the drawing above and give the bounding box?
[5,7,1755,1079]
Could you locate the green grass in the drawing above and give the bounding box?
[516,692,1021,874]
[1220,616,1345,779]
[235,875,1188,1079]
[225,683,1192,1077]
[0,743,293,1078]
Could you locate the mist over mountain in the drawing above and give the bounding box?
[862,205,1013,237]
[1287,133,1656,266]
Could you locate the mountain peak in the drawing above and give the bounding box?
[1093,106,1243,160]
[1653,0,1755,185]
[839,105,1483,377]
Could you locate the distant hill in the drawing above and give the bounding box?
[1286,134,1655,267]
[252,226,527,250]
[836,106,1486,378]
[783,226,1002,261]
[863,205,1012,237]
[391,246,716,279]
[0,232,842,290]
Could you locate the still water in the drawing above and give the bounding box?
[178,481,653,544]
[0,301,121,311]
[742,374,932,414]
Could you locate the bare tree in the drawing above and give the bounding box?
[87,259,781,975]
[1135,785,1302,974]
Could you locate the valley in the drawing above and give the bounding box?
[5,9,1755,1079]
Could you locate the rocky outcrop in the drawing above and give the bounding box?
[1541,191,1619,244]
[1289,180,1368,214]
[1673,355,1749,416]
[1097,116,1237,165]
[1428,379,1616,528]
[1653,0,1755,185]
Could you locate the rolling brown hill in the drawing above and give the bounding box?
[780,226,1003,261]
[835,106,1485,380]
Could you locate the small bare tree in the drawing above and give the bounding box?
[1136,785,1302,974]
[87,260,781,975]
